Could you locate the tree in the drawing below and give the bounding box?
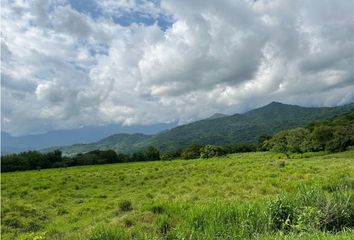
[160,149,181,161]
[286,128,311,154]
[45,150,62,168]
[326,125,354,152]
[257,135,272,151]
[98,150,119,163]
[25,151,46,169]
[144,147,160,161]
[181,144,203,159]
[131,151,145,162]
[269,131,290,158]
[200,145,226,158]
[310,125,333,151]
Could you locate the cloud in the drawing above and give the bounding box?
[2,0,354,136]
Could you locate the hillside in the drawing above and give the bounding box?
[1,123,175,155]
[55,102,354,154]
[54,133,151,156]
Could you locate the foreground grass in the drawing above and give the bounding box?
[1,151,354,239]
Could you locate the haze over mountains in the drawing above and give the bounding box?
[43,102,354,155]
[1,123,176,155]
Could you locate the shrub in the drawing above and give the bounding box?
[293,206,323,232]
[277,161,286,168]
[118,200,133,212]
[320,194,354,231]
[268,197,295,232]
[151,205,165,214]
[123,218,134,227]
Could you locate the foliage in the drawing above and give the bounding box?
[265,109,354,155]
[143,147,161,161]
[160,149,181,161]
[224,143,257,154]
[1,147,162,172]
[200,145,226,158]
[269,197,296,231]
[181,144,203,159]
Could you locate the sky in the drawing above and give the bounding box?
[2,0,354,136]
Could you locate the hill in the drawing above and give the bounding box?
[54,102,354,154]
[207,113,229,119]
[59,133,151,155]
[1,123,175,155]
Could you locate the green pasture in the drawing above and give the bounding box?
[2,151,354,239]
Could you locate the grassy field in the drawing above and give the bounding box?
[1,151,354,239]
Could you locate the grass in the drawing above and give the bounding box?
[1,150,354,239]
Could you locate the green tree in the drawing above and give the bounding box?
[257,135,272,151]
[200,145,226,158]
[181,144,203,159]
[269,131,290,158]
[286,128,311,154]
[310,125,333,151]
[144,147,160,161]
[326,125,354,152]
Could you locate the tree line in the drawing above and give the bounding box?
[1,143,256,172]
[261,110,354,157]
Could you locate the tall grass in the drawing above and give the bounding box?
[88,187,354,239]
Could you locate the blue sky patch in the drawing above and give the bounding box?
[68,0,102,19]
[67,0,173,31]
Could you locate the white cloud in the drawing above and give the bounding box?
[2,0,354,136]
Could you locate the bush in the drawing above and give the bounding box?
[293,206,323,232]
[320,194,354,231]
[118,200,133,212]
[151,205,165,214]
[268,197,295,232]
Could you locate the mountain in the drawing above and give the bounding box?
[1,123,175,155]
[55,133,151,156]
[207,113,229,120]
[54,102,354,155]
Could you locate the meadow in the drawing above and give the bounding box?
[1,150,354,239]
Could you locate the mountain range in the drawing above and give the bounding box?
[46,101,354,155]
[1,123,176,155]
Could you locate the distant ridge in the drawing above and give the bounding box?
[207,113,229,120]
[1,122,175,155]
[52,101,354,155]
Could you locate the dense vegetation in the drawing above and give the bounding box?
[263,109,354,156]
[2,151,354,239]
[1,143,257,172]
[52,102,354,154]
[1,147,159,172]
